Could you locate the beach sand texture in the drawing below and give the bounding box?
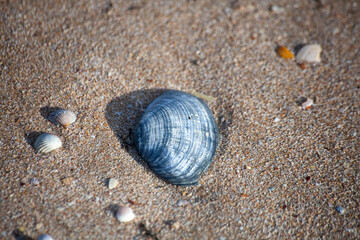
[1,0,359,239]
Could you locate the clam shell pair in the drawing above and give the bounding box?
[33,109,76,153]
[133,90,219,186]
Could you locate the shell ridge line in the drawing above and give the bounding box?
[148,105,174,167]
[141,112,162,164]
[165,96,209,180]
[153,105,182,173]
[155,99,193,179]
[167,92,214,182]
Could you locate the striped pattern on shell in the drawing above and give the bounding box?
[34,133,62,153]
[133,90,219,186]
[49,109,76,127]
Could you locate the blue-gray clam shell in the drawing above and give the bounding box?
[133,90,219,186]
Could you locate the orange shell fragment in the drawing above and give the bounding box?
[276,46,294,59]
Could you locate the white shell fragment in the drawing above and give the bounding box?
[301,98,314,110]
[296,44,322,63]
[108,178,119,189]
[37,234,54,240]
[49,109,76,127]
[34,133,62,153]
[116,206,135,222]
[269,5,285,13]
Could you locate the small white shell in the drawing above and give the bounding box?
[49,110,76,127]
[108,178,119,189]
[34,133,62,153]
[296,44,322,63]
[301,98,314,110]
[116,206,135,222]
[37,234,54,240]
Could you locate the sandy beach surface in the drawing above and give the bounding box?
[1,0,359,239]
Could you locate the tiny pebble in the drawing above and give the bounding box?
[170,220,181,230]
[108,178,119,189]
[35,223,43,230]
[335,206,345,214]
[276,46,294,59]
[61,177,74,186]
[37,234,54,240]
[116,206,135,222]
[332,27,340,35]
[298,62,307,69]
[270,5,285,13]
[176,199,188,207]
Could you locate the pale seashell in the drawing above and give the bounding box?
[34,133,62,153]
[108,178,119,189]
[301,98,314,110]
[296,44,322,63]
[37,234,54,240]
[49,110,76,127]
[116,206,135,222]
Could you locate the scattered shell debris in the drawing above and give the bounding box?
[298,62,307,69]
[296,44,322,63]
[276,46,294,59]
[273,117,280,123]
[108,178,119,189]
[116,206,135,223]
[61,177,74,186]
[34,133,62,153]
[37,234,54,240]
[49,109,77,128]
